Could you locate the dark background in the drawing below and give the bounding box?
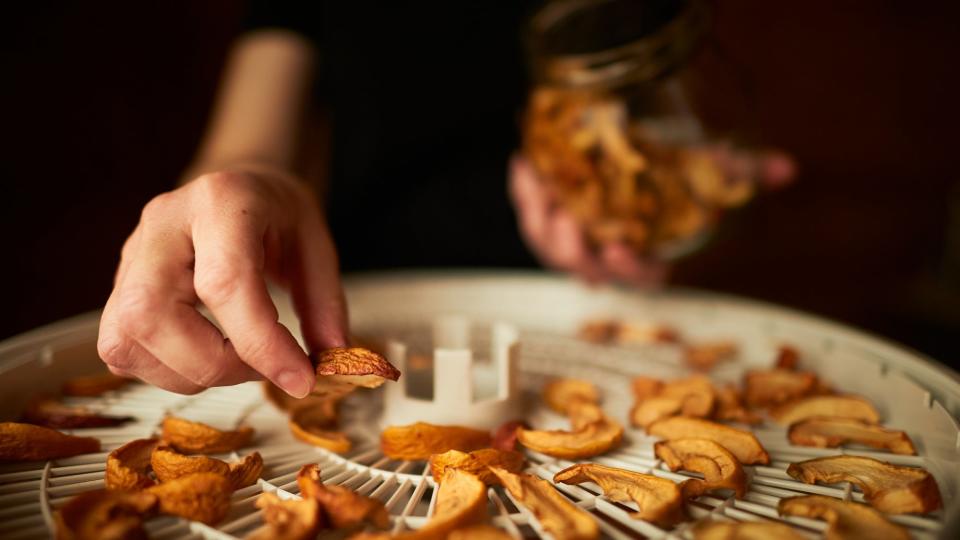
[3,2,959,368]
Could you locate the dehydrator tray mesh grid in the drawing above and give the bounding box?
[1,272,958,539]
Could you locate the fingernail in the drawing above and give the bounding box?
[277,370,311,399]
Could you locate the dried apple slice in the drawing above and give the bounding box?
[647,417,770,465]
[658,376,716,417]
[684,341,737,371]
[554,463,685,527]
[743,369,818,408]
[543,378,600,414]
[787,455,941,514]
[778,495,910,540]
[146,471,233,525]
[448,524,513,540]
[517,403,623,459]
[296,464,390,530]
[246,492,322,540]
[491,467,599,540]
[54,489,157,540]
[631,397,683,429]
[380,422,491,461]
[631,376,664,401]
[0,421,100,462]
[263,381,339,420]
[581,319,677,344]
[105,438,158,490]
[771,395,880,425]
[692,519,807,540]
[151,444,263,489]
[713,384,762,425]
[160,416,253,454]
[654,438,747,498]
[21,397,134,429]
[289,404,352,453]
[429,448,524,486]
[788,417,916,455]
[312,347,401,399]
[61,372,133,397]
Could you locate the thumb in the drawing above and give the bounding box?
[286,208,349,354]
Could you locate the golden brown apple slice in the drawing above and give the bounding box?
[654,438,747,498]
[517,402,623,459]
[553,463,685,527]
[105,437,158,490]
[54,489,157,540]
[0,422,100,462]
[146,472,233,525]
[429,448,524,486]
[160,416,253,454]
[543,378,600,414]
[788,417,916,455]
[647,417,770,465]
[380,422,491,461]
[289,405,352,454]
[743,369,819,408]
[771,395,880,425]
[692,519,807,540]
[490,467,599,540]
[787,455,940,514]
[313,347,401,394]
[20,397,134,429]
[712,384,762,425]
[684,341,737,371]
[246,492,322,540]
[151,444,263,489]
[778,495,910,540]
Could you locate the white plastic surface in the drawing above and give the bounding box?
[0,271,957,540]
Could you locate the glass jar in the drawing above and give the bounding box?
[524,0,754,259]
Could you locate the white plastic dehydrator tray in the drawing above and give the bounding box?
[1,271,958,539]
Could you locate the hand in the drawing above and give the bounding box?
[509,156,670,286]
[509,148,795,286]
[98,169,347,398]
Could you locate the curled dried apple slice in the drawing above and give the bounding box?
[289,404,352,453]
[654,438,747,498]
[788,417,916,455]
[684,341,737,371]
[517,403,623,459]
[0,421,100,462]
[491,467,599,540]
[647,417,770,465]
[787,455,941,514]
[380,422,491,461]
[146,471,233,525]
[658,376,716,417]
[771,395,880,425]
[312,347,401,399]
[743,369,818,408]
[713,384,762,425]
[263,381,340,421]
[430,448,524,486]
[297,464,390,530]
[61,372,133,397]
[151,444,263,489]
[631,376,664,401]
[247,492,322,540]
[631,397,683,429]
[105,438,158,490]
[778,495,910,540]
[543,378,600,414]
[161,416,253,454]
[692,519,806,540]
[54,489,157,540]
[21,397,134,429]
[553,463,685,527]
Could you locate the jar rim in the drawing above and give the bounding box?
[527,0,709,89]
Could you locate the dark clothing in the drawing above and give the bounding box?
[246,2,541,271]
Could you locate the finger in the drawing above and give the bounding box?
[191,200,315,398]
[509,155,551,247]
[114,227,142,286]
[541,210,607,284]
[287,203,349,353]
[101,337,205,394]
[600,243,670,287]
[108,207,262,390]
